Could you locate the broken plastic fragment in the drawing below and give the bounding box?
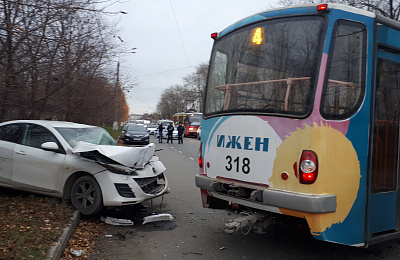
[100,216,134,226]
[142,213,174,224]
[70,249,83,256]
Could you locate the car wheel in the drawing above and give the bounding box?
[154,133,158,138]
[71,175,103,215]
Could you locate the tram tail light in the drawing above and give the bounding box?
[317,4,329,12]
[299,150,318,184]
[198,142,203,168]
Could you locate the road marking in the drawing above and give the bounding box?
[189,157,194,160]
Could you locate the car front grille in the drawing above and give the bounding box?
[134,173,166,195]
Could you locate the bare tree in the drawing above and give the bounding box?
[0,0,130,125]
[156,85,187,119]
[183,63,208,112]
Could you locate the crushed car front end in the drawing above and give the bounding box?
[95,156,169,206]
[72,142,169,207]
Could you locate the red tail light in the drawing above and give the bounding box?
[198,142,203,168]
[299,150,318,184]
[317,4,328,12]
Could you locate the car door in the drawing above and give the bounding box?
[0,123,24,185]
[12,123,67,193]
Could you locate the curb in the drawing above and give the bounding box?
[46,210,80,260]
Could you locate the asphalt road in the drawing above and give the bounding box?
[91,135,400,260]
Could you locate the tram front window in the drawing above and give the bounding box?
[205,16,326,117]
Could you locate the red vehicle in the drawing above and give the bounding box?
[173,112,202,137]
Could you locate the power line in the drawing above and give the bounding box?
[169,0,191,67]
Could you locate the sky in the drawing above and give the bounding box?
[104,0,279,115]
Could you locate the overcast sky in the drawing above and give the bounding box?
[104,0,279,115]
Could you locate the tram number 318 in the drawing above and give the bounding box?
[225,155,250,174]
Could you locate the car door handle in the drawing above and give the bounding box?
[16,150,26,155]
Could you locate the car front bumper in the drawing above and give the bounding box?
[96,161,169,206]
[123,136,149,143]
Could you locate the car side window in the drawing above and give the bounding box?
[22,124,59,149]
[0,123,23,143]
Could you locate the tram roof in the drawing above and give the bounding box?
[217,3,400,37]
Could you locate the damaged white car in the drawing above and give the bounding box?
[0,120,169,215]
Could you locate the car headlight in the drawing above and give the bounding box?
[144,134,149,137]
[125,133,131,137]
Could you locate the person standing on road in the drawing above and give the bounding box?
[166,123,174,143]
[158,123,164,143]
[177,122,184,144]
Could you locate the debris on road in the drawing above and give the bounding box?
[70,249,83,256]
[100,216,134,226]
[142,213,174,224]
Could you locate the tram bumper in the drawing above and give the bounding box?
[195,175,336,214]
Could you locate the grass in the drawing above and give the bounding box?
[0,189,74,260]
[103,126,122,141]
[0,125,120,259]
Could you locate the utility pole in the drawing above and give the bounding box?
[113,62,120,130]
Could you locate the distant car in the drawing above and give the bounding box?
[146,124,158,135]
[197,126,201,140]
[0,120,168,215]
[120,123,150,145]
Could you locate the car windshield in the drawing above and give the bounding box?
[55,126,117,148]
[189,115,202,126]
[127,125,147,132]
[161,121,174,127]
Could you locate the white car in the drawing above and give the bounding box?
[0,120,169,215]
[154,122,178,139]
[146,124,158,135]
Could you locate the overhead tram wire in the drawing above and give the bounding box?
[169,0,191,68]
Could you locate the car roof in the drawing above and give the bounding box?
[0,120,96,128]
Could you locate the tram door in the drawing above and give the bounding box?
[369,47,400,234]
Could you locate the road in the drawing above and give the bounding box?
[91,135,400,259]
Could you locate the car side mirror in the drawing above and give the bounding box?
[41,142,59,151]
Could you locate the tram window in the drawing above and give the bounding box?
[321,20,366,120]
[205,51,227,113]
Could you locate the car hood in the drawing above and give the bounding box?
[72,141,155,169]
